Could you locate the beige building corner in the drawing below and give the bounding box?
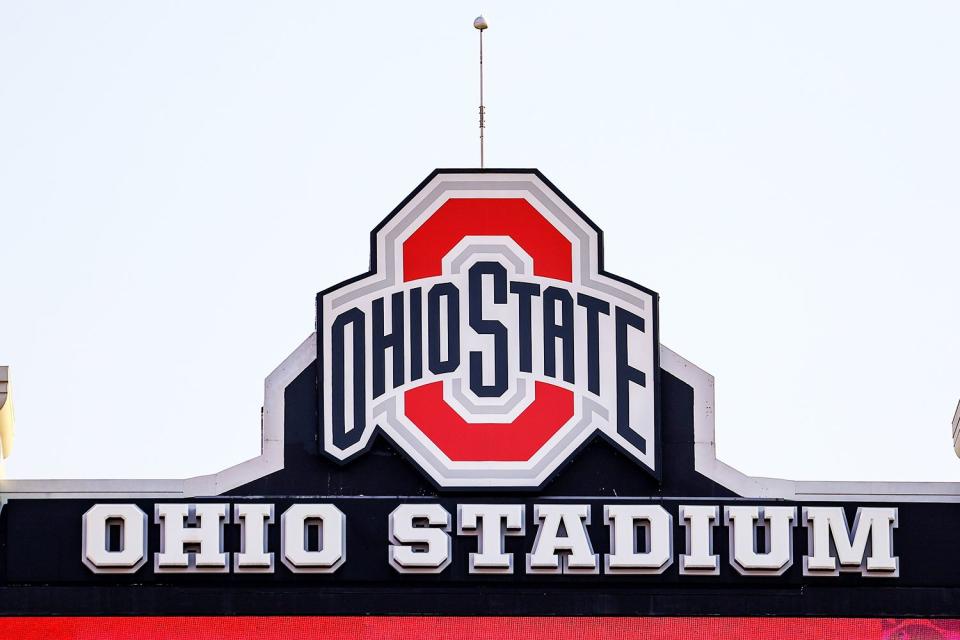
[954,400,960,459]
[0,366,13,477]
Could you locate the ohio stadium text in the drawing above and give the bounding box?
[81,501,899,578]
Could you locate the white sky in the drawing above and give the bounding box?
[0,2,958,482]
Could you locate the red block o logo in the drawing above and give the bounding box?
[318,171,659,488]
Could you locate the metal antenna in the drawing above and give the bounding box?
[474,16,488,168]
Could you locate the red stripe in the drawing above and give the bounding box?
[401,198,573,282]
[0,616,935,639]
[404,381,574,461]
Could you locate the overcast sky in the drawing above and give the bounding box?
[1,2,958,482]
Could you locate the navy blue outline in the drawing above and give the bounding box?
[316,169,662,491]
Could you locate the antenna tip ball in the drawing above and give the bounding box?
[474,16,488,30]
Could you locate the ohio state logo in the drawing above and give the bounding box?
[318,170,659,488]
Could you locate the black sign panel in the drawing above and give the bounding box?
[0,171,957,619]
